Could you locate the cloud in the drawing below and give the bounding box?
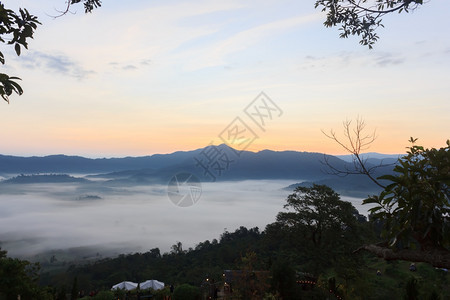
[19,51,95,79]
[0,179,373,258]
[106,59,151,71]
[0,180,304,257]
[122,65,138,70]
[300,51,405,70]
[174,12,322,71]
[31,0,245,74]
[373,52,404,67]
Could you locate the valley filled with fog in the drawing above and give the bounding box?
[0,179,368,258]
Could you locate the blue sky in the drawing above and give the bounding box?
[1,0,449,157]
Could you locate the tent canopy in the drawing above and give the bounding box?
[140,279,165,290]
[111,281,138,291]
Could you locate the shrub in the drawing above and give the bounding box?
[173,284,201,300]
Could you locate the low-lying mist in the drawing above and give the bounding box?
[0,179,366,259]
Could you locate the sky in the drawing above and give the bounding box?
[1,0,449,158]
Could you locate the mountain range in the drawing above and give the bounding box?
[0,144,399,196]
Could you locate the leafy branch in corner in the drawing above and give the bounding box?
[0,4,40,103]
[0,1,101,103]
[315,0,424,48]
[52,0,102,18]
[358,138,450,268]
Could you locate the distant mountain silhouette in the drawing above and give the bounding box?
[87,144,357,184]
[336,152,402,163]
[0,149,203,174]
[0,145,398,196]
[1,174,88,184]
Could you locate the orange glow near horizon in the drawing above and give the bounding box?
[1,121,448,158]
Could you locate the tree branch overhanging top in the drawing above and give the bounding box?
[0,1,101,103]
[315,0,424,48]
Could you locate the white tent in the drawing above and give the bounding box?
[140,279,164,290]
[111,281,138,291]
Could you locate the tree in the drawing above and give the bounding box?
[315,0,424,48]
[0,248,42,299]
[71,276,78,300]
[324,119,450,267]
[171,241,185,255]
[173,283,201,300]
[277,184,360,247]
[233,251,270,300]
[275,184,362,272]
[0,1,100,103]
[360,138,450,268]
[270,258,300,300]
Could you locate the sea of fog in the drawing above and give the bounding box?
[0,180,369,258]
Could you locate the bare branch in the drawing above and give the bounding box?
[47,2,76,19]
[322,118,387,188]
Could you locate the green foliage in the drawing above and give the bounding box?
[270,258,300,300]
[336,259,449,300]
[93,290,114,300]
[151,287,171,300]
[364,139,450,251]
[275,184,362,272]
[40,227,263,292]
[173,283,201,300]
[404,276,420,300]
[71,276,78,300]
[0,248,43,300]
[0,1,100,103]
[71,0,102,13]
[231,251,270,299]
[263,293,278,300]
[56,285,67,300]
[38,224,449,299]
[111,288,126,300]
[315,0,424,48]
[277,184,359,246]
[79,290,114,300]
[428,290,441,300]
[0,3,39,102]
